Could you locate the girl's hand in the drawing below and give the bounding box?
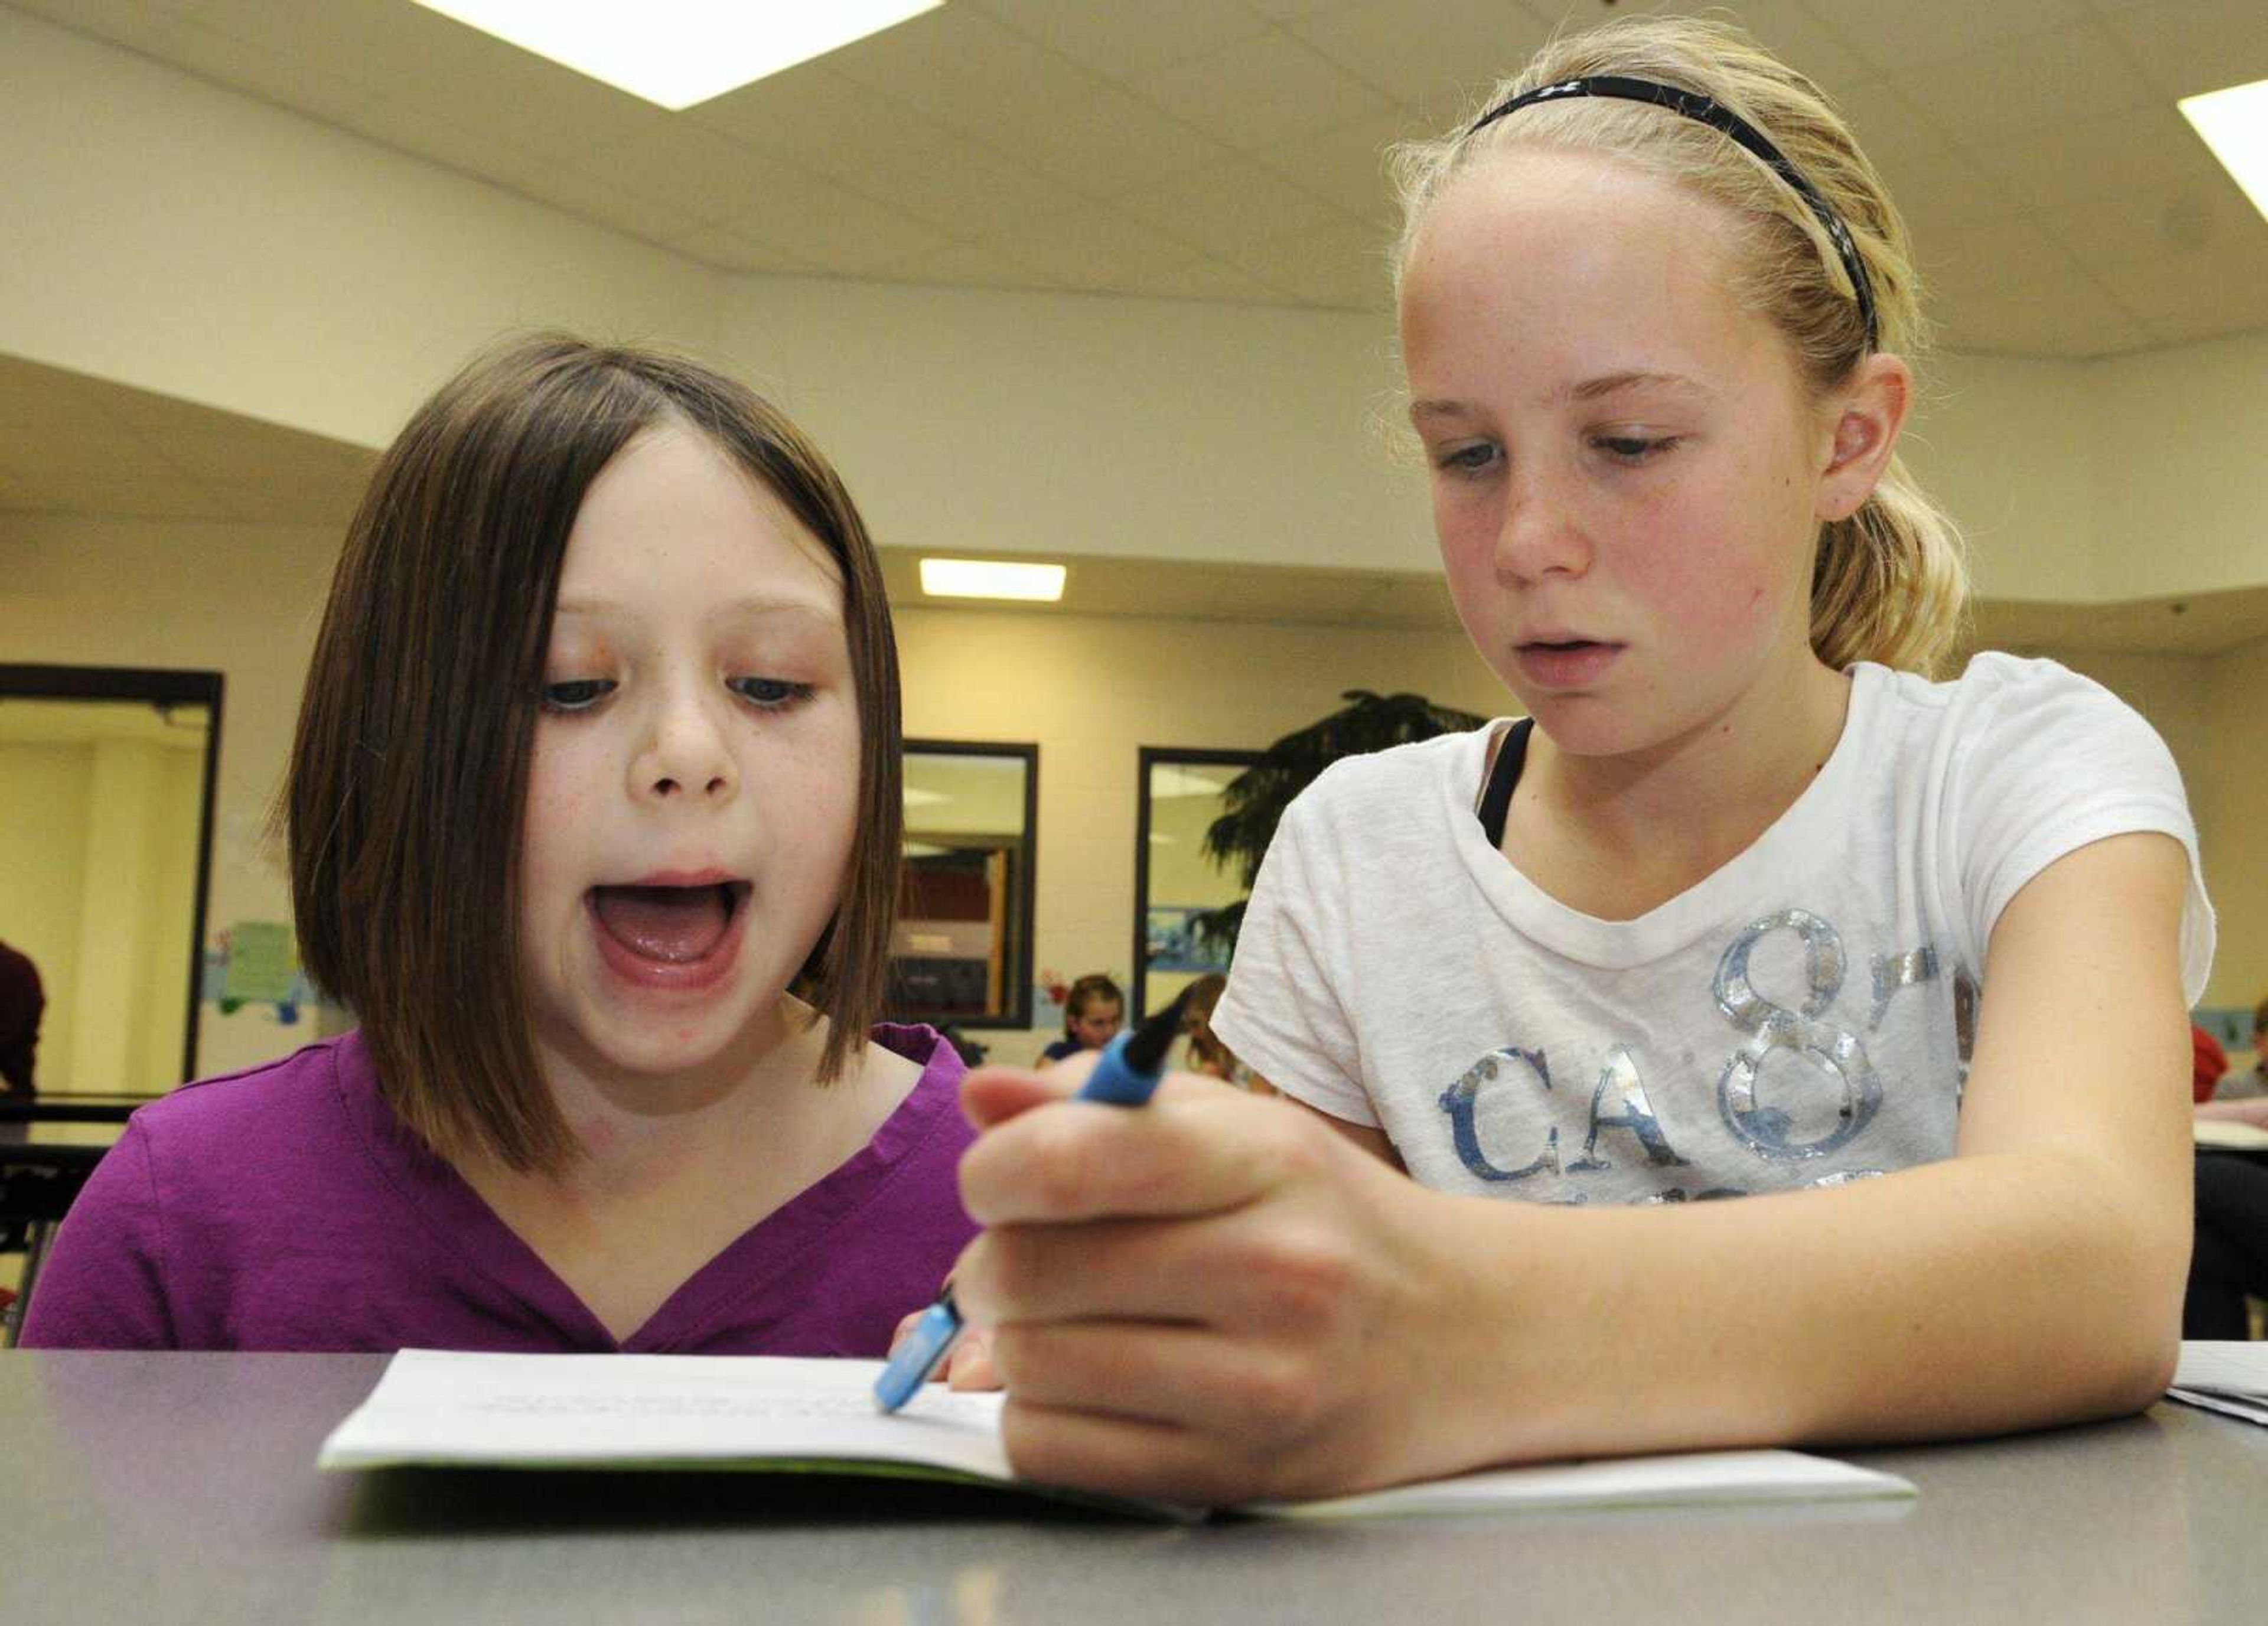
[949,1056,1479,1506]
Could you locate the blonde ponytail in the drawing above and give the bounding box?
[1810,455,1967,675]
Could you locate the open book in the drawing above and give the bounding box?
[2166,1340,2268,1427]
[318,1349,1915,1521]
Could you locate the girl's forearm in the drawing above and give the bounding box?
[1410,1149,2185,1474]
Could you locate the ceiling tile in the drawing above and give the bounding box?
[511,164,708,247]
[1935,278,2152,357]
[1107,255,1291,302]
[1921,216,2090,298]
[136,15,374,123]
[687,64,956,183]
[1827,0,2093,74]
[2098,0,2268,102]
[820,15,1236,197]
[6,0,184,51]
[1253,107,1428,226]
[400,48,666,167]
[2133,302,2268,351]
[1886,21,2155,146]
[1129,28,1397,151]
[1967,103,2207,211]
[823,2,1084,130]
[327,94,553,193]
[0,361,115,435]
[819,135,1089,242]
[688,170,959,276]
[654,223,819,276]
[1654,1,1881,95]
[1288,0,1553,113]
[973,0,1273,80]
[999,206,1211,286]
[184,0,474,97]
[990,79,1235,197]
[573,122,823,226]
[881,237,1067,294]
[2093,240,2268,327]
[16,0,2263,364]
[2036,181,2268,271]
[1218,217,1394,308]
[1113,158,1350,260]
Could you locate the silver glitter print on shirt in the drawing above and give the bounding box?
[1567,1044,1690,1174]
[1714,909,1883,1161]
[1869,947,1938,1029]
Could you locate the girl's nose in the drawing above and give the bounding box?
[1494,463,1591,584]
[634,686,737,803]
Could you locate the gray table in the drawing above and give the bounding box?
[4,1351,2266,1625]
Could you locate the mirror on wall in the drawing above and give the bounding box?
[1131,748,1261,1023]
[885,741,1038,1030]
[0,666,223,1097]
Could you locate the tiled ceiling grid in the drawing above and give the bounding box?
[11,0,2268,358]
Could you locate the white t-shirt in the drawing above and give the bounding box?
[1212,656,2214,1205]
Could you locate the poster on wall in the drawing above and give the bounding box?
[1145,905,1230,976]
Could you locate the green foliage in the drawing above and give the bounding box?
[1192,690,1486,959]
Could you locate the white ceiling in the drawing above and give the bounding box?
[13,0,2268,357]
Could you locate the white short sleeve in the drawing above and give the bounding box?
[1933,654,2214,1002]
[1211,785,1378,1126]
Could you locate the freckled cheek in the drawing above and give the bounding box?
[752,728,862,879]
[519,744,602,930]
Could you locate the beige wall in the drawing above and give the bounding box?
[2201,636,2268,1010]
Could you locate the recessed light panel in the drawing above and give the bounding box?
[2180,79,2268,224]
[412,1,943,110]
[918,559,1067,602]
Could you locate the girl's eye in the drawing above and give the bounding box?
[541,678,615,712]
[729,676,814,710]
[1435,441,1500,474]
[1594,434,1676,464]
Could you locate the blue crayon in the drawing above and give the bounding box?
[872,988,1195,1413]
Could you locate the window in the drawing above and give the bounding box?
[887,741,1037,1029]
[0,665,223,1094]
[1131,748,1260,1022]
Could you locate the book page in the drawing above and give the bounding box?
[319,1350,1915,1517]
[2173,1340,2268,1397]
[321,1350,1014,1481]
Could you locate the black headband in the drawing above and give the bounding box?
[1467,74,1878,352]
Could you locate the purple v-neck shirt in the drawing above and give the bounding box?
[21,1024,976,1354]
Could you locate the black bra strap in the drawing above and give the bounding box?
[1476,718,1534,849]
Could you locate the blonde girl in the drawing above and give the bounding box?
[938,18,2212,1504]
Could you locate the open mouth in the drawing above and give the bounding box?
[588,881,751,965]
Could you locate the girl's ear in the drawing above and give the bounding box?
[1816,353,1912,522]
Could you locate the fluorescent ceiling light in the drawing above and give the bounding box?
[2180,77,2268,224]
[919,558,1067,602]
[411,1,943,110]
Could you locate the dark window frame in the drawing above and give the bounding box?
[0,663,226,1087]
[1130,745,1262,1023]
[892,738,1040,1030]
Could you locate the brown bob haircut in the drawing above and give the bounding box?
[285,334,902,1175]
